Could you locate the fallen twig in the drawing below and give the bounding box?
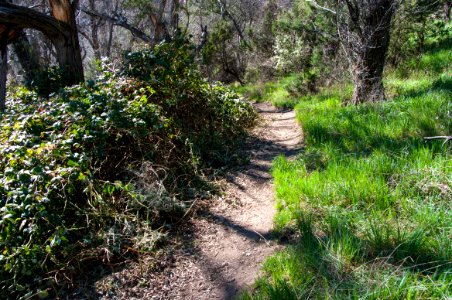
[424,135,452,146]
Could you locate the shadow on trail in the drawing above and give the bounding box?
[256,107,292,114]
[185,105,302,299]
[200,211,274,242]
[225,135,301,183]
[68,105,303,300]
[198,210,294,246]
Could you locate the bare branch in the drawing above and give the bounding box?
[424,136,452,146]
[216,0,249,48]
[81,8,152,43]
[305,0,337,15]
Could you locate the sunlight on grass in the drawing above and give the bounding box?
[241,41,452,299]
[235,74,308,108]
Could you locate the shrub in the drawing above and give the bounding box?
[122,39,257,165]
[0,39,256,298]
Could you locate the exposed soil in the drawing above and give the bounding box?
[74,103,302,300]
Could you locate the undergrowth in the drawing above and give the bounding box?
[242,40,451,298]
[235,74,312,109]
[0,39,256,299]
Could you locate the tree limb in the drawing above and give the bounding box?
[0,3,71,40]
[424,135,452,146]
[305,0,337,15]
[216,0,250,48]
[81,8,152,43]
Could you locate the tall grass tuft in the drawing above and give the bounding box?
[242,40,452,299]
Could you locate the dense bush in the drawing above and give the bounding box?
[0,40,256,298]
[388,1,450,69]
[272,1,340,88]
[123,40,256,165]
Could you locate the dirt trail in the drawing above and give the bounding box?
[163,103,303,299]
[90,103,302,300]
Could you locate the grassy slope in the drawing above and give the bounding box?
[242,43,451,299]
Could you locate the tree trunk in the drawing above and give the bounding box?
[344,0,398,104]
[49,0,84,85]
[87,0,101,60]
[351,53,387,104]
[446,0,451,22]
[0,0,7,111]
[106,0,119,57]
[150,0,170,44]
[0,28,7,112]
[169,0,179,33]
[0,2,84,86]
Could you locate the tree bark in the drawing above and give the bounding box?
[0,27,7,112]
[48,0,84,84]
[0,2,84,86]
[342,0,398,104]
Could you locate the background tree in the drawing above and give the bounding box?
[273,1,339,92]
[388,0,447,68]
[193,0,262,83]
[121,0,182,44]
[333,0,400,104]
[0,0,448,105]
[48,0,84,83]
[0,1,84,88]
[11,31,44,89]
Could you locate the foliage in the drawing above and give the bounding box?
[123,39,256,165]
[236,74,327,109]
[388,2,451,69]
[242,40,452,299]
[0,39,256,298]
[272,0,338,91]
[202,19,248,83]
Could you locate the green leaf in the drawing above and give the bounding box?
[38,290,49,299]
[67,160,79,167]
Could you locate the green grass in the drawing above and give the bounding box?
[241,43,452,299]
[235,74,306,108]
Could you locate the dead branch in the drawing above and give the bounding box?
[81,8,152,43]
[424,135,452,146]
[306,0,337,15]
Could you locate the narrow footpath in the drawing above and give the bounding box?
[165,103,303,299]
[91,103,302,299]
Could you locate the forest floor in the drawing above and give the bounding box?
[82,103,302,300]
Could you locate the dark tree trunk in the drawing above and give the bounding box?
[0,0,8,112]
[87,0,101,60]
[0,1,84,87]
[150,0,170,44]
[446,0,451,22]
[0,28,7,112]
[352,53,387,104]
[169,0,180,33]
[49,0,84,85]
[342,0,398,104]
[12,32,44,88]
[106,0,120,57]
